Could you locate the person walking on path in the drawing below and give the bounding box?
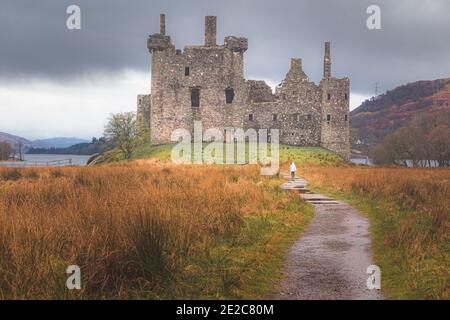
[290,161,297,180]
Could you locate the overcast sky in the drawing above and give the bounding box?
[1,0,449,139]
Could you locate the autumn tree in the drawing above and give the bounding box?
[104,112,149,160]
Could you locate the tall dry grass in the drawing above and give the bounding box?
[0,162,280,299]
[303,166,450,299]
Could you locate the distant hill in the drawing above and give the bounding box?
[0,132,51,150]
[0,132,92,152]
[350,78,450,144]
[34,137,89,148]
[27,140,113,156]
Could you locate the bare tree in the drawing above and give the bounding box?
[17,140,24,161]
[0,142,13,160]
[371,111,450,167]
[428,125,450,167]
[369,143,394,165]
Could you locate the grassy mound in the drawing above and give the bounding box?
[90,143,344,167]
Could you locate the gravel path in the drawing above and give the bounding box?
[276,175,383,300]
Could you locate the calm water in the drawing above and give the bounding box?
[350,158,374,166]
[349,158,442,167]
[0,154,92,167]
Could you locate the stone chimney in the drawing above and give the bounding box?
[323,42,331,78]
[288,57,308,81]
[205,16,217,46]
[290,58,302,71]
[160,14,166,35]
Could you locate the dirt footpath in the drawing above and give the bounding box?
[276,176,383,300]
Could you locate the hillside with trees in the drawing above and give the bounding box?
[351,78,450,144]
[0,132,51,151]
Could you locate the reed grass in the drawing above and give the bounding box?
[303,166,450,299]
[0,162,311,299]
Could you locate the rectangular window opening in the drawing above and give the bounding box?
[185,67,190,76]
[225,87,234,104]
[191,88,200,107]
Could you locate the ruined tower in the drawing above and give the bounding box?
[145,14,248,144]
[139,14,350,159]
[319,42,350,158]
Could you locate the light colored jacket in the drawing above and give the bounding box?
[290,162,297,172]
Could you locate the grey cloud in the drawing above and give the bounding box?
[1,0,450,95]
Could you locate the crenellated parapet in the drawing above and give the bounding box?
[147,34,173,53]
[147,14,174,52]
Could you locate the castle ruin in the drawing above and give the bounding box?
[137,14,350,159]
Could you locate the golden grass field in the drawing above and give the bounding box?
[302,166,450,299]
[0,143,449,300]
[0,161,312,299]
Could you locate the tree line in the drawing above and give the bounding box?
[370,112,450,167]
[27,137,111,155]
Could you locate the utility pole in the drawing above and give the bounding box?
[374,82,379,97]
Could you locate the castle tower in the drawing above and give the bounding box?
[144,14,248,144]
[320,42,350,159]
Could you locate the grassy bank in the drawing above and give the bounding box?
[0,163,312,299]
[90,143,344,167]
[303,166,450,299]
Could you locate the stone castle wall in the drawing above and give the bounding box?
[139,14,350,159]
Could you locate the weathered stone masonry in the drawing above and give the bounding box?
[137,14,350,159]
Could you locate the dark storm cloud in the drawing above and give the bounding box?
[1,0,450,94]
